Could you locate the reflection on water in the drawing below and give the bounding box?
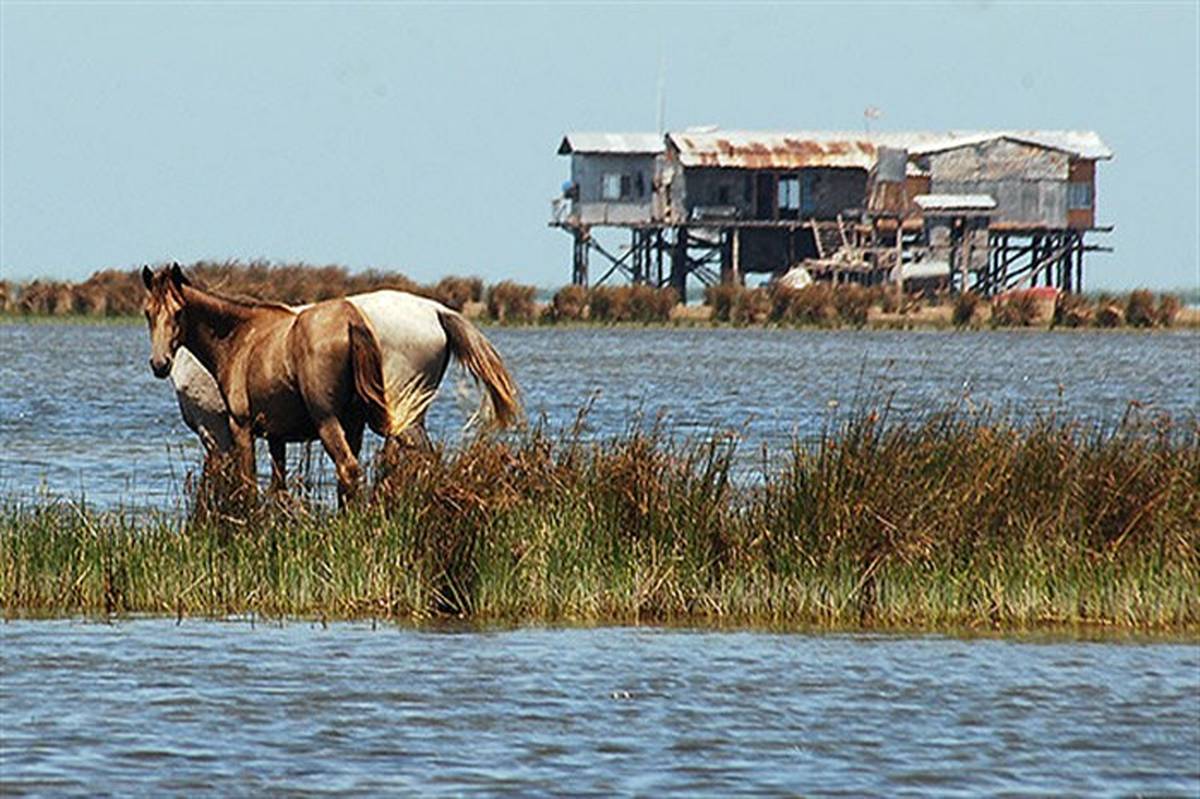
[2,323,1198,507]
[1,620,1197,796]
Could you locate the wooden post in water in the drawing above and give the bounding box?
[731,228,741,285]
[670,227,689,302]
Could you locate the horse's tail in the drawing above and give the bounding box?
[348,309,435,437]
[437,309,521,429]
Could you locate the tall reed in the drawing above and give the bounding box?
[4,407,1196,630]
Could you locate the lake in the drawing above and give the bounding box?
[2,322,1197,508]
[2,323,1199,795]
[1,620,1197,796]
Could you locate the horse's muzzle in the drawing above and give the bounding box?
[150,358,172,379]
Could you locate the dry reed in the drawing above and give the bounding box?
[3,406,1196,631]
[3,263,1190,331]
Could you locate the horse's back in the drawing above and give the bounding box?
[344,290,450,382]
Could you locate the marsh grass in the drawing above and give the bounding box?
[3,407,1197,631]
[5,262,1193,331]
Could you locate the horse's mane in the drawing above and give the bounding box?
[189,279,296,314]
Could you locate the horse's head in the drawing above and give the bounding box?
[141,262,190,378]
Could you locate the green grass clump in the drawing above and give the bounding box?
[3,409,1197,631]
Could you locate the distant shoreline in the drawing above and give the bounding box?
[3,260,1195,331]
[4,306,1198,331]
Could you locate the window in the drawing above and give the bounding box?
[602,173,623,200]
[778,175,801,210]
[1067,181,1093,209]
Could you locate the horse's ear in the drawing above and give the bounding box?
[141,265,153,290]
[170,262,190,288]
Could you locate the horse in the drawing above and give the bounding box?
[142,263,520,505]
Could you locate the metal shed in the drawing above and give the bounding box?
[555,133,664,227]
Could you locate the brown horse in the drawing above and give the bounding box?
[142,263,518,505]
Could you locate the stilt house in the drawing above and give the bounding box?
[552,129,1112,297]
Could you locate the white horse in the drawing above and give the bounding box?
[163,289,520,485]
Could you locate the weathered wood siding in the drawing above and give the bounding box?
[924,139,1070,227]
[680,167,866,220]
[805,169,868,219]
[680,168,753,217]
[570,153,657,225]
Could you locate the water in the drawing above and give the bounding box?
[1,620,1196,796]
[2,322,1197,508]
[3,326,1198,795]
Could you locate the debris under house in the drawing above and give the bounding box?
[551,129,1113,299]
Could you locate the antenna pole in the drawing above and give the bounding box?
[656,51,666,135]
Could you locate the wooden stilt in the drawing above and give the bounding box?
[572,229,589,286]
[670,228,689,302]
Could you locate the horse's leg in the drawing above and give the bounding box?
[385,413,433,455]
[230,419,257,497]
[411,418,433,452]
[313,416,362,509]
[345,417,365,458]
[268,436,287,494]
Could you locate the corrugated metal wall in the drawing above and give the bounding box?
[926,140,1070,227]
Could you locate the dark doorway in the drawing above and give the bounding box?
[794,227,819,261]
[754,173,776,220]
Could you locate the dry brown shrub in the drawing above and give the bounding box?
[12,261,440,316]
[372,434,574,612]
[1054,293,1095,328]
[703,284,740,322]
[953,291,984,326]
[70,269,141,315]
[626,284,677,322]
[18,281,74,315]
[551,285,589,321]
[185,450,257,528]
[772,283,839,326]
[431,276,484,310]
[834,284,875,326]
[991,291,1041,327]
[186,260,424,305]
[1125,290,1157,328]
[486,280,537,323]
[731,287,771,325]
[1095,299,1125,328]
[1156,294,1182,327]
[588,285,629,321]
[877,285,909,314]
[344,267,423,299]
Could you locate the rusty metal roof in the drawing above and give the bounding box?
[907,131,1113,160]
[667,131,883,169]
[558,133,664,155]
[666,130,1112,168]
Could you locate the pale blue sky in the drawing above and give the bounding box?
[2,1,1197,289]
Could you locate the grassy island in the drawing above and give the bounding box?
[4,408,1196,632]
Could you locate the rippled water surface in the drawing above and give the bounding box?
[2,323,1197,507]
[3,324,1199,795]
[1,620,1197,796]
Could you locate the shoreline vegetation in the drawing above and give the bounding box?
[2,260,1196,330]
[3,408,1197,632]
